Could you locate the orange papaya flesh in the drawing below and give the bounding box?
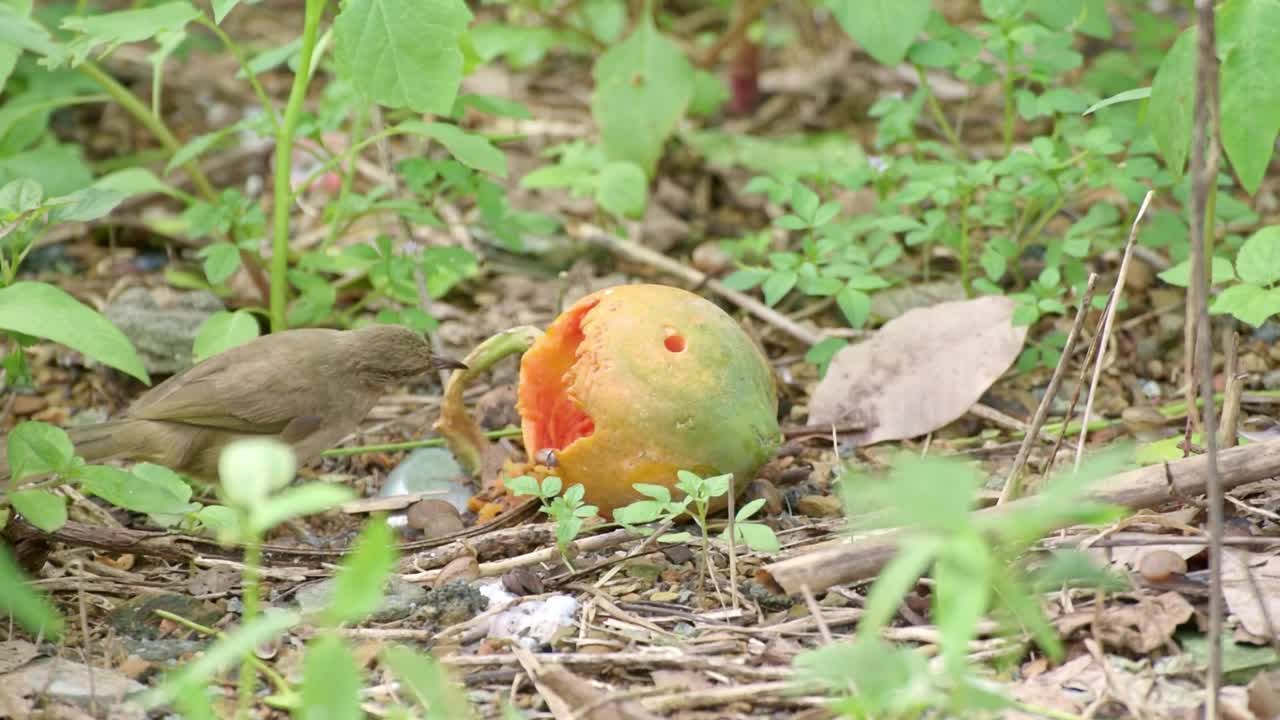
[516,284,781,518]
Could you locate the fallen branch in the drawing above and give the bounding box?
[759,439,1280,596]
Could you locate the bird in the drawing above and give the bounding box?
[0,324,465,482]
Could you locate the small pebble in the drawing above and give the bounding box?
[434,556,480,588]
[407,499,465,539]
[502,568,544,596]
[745,478,783,515]
[691,242,732,276]
[1139,550,1187,582]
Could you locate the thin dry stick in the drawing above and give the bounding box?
[998,273,1098,504]
[580,226,830,346]
[1073,190,1154,473]
[1044,310,1108,476]
[1190,0,1223,711]
[727,478,739,612]
[1218,330,1242,449]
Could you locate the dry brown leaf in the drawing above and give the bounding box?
[807,295,1028,444]
[1055,592,1194,653]
[1223,550,1280,639]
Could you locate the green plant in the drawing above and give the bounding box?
[792,448,1130,717]
[503,474,599,569]
[720,496,781,554]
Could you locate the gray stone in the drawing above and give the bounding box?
[1,657,145,718]
[105,286,225,374]
[295,575,428,623]
[381,447,474,514]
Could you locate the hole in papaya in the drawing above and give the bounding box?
[664,329,686,353]
[519,300,598,453]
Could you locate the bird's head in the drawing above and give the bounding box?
[349,324,466,385]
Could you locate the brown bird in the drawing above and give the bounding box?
[1,324,465,481]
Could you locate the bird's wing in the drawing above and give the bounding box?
[126,329,341,434]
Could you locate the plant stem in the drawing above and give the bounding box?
[151,610,292,696]
[236,539,263,718]
[323,105,369,249]
[959,190,972,297]
[78,62,217,201]
[270,0,327,332]
[914,64,962,153]
[197,16,281,132]
[320,427,522,457]
[1002,39,1016,155]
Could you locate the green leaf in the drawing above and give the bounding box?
[1219,0,1280,194]
[762,271,797,306]
[0,1,68,67]
[212,0,241,24]
[933,539,991,676]
[77,464,194,516]
[825,0,930,66]
[61,1,199,66]
[398,121,507,177]
[49,187,125,223]
[1236,226,1280,286]
[93,167,180,198]
[193,310,260,363]
[590,12,694,177]
[199,242,240,285]
[503,475,540,497]
[0,178,42,213]
[732,522,780,553]
[858,537,940,639]
[333,0,473,115]
[249,483,355,536]
[1148,27,1195,177]
[540,475,562,498]
[1082,87,1150,116]
[0,544,62,638]
[382,645,475,719]
[325,517,397,626]
[1210,284,1280,326]
[0,143,92,197]
[836,286,871,327]
[595,161,647,218]
[0,0,34,87]
[300,633,363,720]
[10,489,67,531]
[1157,256,1236,287]
[218,438,297,508]
[0,282,148,383]
[6,421,74,480]
[139,608,301,710]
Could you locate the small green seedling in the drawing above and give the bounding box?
[721,497,781,553]
[504,474,599,569]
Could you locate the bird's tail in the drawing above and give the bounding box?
[0,420,134,480]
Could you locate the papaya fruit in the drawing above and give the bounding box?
[516,283,781,517]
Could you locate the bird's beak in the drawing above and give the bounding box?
[434,355,468,371]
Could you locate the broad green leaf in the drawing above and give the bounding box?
[1210,284,1280,326]
[1148,27,1195,177]
[0,0,35,87]
[6,421,74,480]
[1156,255,1236,287]
[0,178,42,213]
[933,539,991,675]
[0,143,92,197]
[0,544,62,638]
[212,0,241,24]
[333,0,473,115]
[10,489,67,531]
[595,161,647,218]
[1218,0,1280,195]
[836,285,871,327]
[762,271,797,306]
[0,285,147,384]
[1235,226,1280,286]
[0,1,67,67]
[590,12,693,177]
[93,167,180,198]
[325,517,397,626]
[382,645,476,719]
[138,608,301,709]
[61,2,199,66]
[193,310,260,363]
[541,475,562,498]
[49,187,125,222]
[398,121,506,177]
[77,464,194,515]
[199,242,240,285]
[249,483,355,535]
[218,438,297,508]
[503,475,540,496]
[825,0,930,66]
[300,634,362,720]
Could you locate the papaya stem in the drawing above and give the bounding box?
[433,326,544,477]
